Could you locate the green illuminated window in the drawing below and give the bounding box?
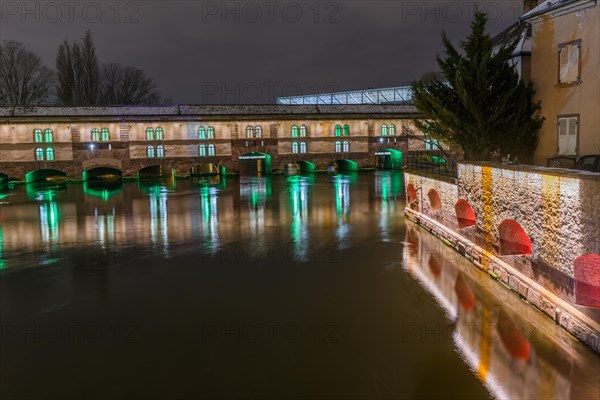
[335,141,341,153]
[157,145,165,158]
[335,125,341,137]
[101,128,109,141]
[91,128,99,141]
[390,124,396,135]
[34,129,43,143]
[198,127,206,139]
[292,141,299,154]
[35,147,44,161]
[45,147,55,161]
[291,125,299,138]
[207,126,215,139]
[343,141,350,153]
[44,129,53,142]
[381,124,388,136]
[146,128,154,141]
[343,124,350,136]
[208,144,215,156]
[147,145,155,158]
[156,127,164,140]
[246,126,254,138]
[199,144,206,157]
[255,126,262,138]
[300,142,307,154]
[300,125,307,137]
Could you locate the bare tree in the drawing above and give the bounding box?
[0,41,53,105]
[99,63,160,105]
[56,30,100,105]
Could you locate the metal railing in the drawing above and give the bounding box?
[276,86,414,105]
[405,150,459,179]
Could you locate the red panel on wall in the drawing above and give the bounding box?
[574,254,600,308]
[427,189,442,211]
[498,220,532,256]
[406,184,417,204]
[455,199,476,229]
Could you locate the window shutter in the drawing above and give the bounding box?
[558,119,568,155]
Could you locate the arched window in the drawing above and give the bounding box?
[146,127,154,141]
[198,126,206,139]
[291,125,299,138]
[343,124,350,136]
[147,145,155,158]
[199,144,207,157]
[156,127,164,140]
[35,147,44,161]
[335,125,342,137]
[207,126,215,139]
[34,129,43,143]
[343,141,350,153]
[246,126,254,138]
[335,141,342,153]
[292,141,299,154]
[300,142,307,154]
[91,128,100,142]
[390,124,396,135]
[300,125,307,137]
[381,124,388,136]
[101,128,109,141]
[208,144,215,156]
[45,147,55,161]
[156,145,165,158]
[44,129,53,142]
[255,126,262,138]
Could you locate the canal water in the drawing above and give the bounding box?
[0,173,598,399]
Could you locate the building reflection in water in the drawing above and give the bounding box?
[141,183,171,257]
[403,223,600,400]
[287,175,310,262]
[333,174,353,249]
[240,176,271,256]
[375,171,403,242]
[200,185,220,254]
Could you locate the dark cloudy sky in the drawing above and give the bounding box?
[1,0,523,103]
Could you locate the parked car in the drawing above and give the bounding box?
[574,155,600,173]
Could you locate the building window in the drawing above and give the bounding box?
[335,141,342,153]
[91,128,100,142]
[34,129,43,143]
[381,124,388,136]
[292,141,299,154]
[146,128,154,141]
[45,147,55,161]
[246,126,254,138]
[35,147,44,161]
[335,125,342,137]
[199,144,207,157]
[558,115,578,155]
[343,124,350,136]
[156,127,164,140]
[147,145,155,158]
[425,135,440,150]
[157,145,165,158]
[300,125,307,137]
[101,128,109,141]
[300,142,307,154]
[255,126,262,138]
[558,40,581,85]
[343,141,350,153]
[44,129,53,142]
[208,144,215,156]
[207,126,215,139]
[390,124,396,135]
[198,127,206,139]
[291,125,299,138]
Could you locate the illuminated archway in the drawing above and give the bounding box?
[498,220,532,256]
[574,254,600,307]
[406,184,417,204]
[455,199,476,229]
[427,189,442,211]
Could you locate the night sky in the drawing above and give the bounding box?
[1,0,523,103]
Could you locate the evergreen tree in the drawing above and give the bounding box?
[412,11,544,162]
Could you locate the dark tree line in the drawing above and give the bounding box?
[1,30,162,106]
